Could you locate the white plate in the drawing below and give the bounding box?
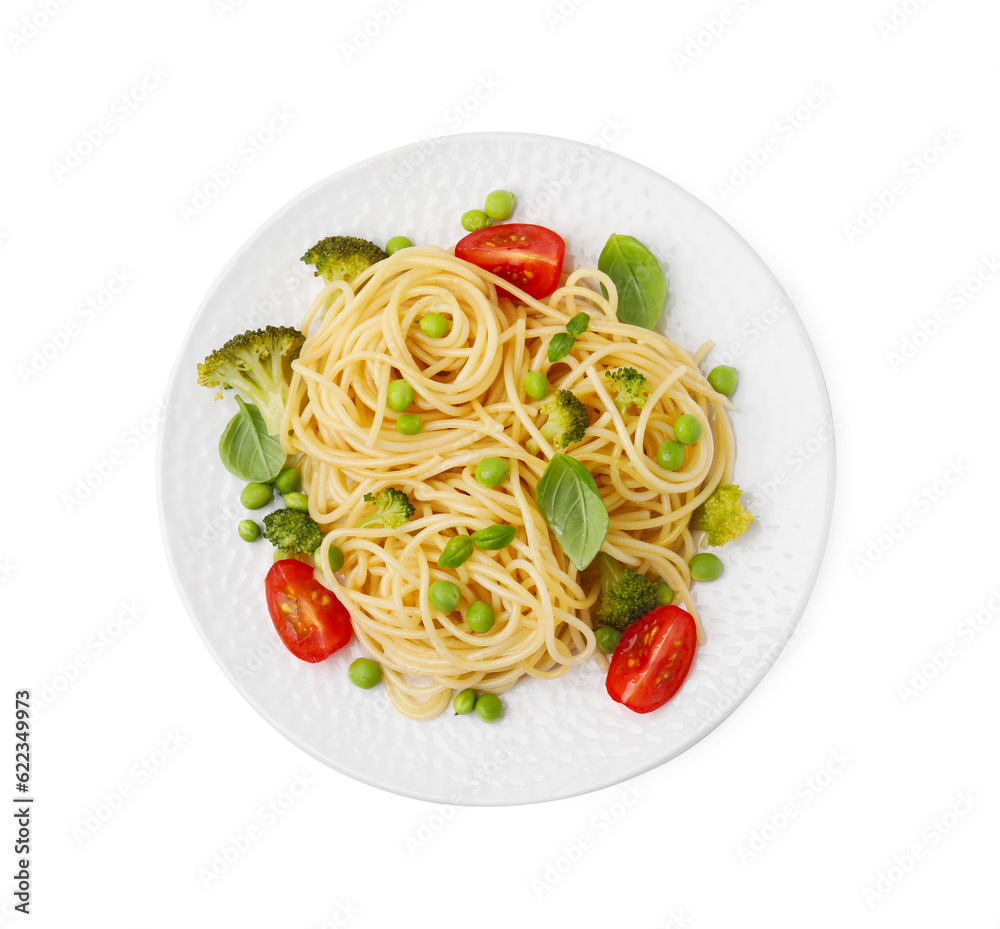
[158,132,835,806]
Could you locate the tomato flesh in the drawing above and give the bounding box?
[265,559,352,662]
[455,223,566,299]
[605,605,697,713]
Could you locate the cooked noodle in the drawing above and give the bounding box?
[282,246,734,719]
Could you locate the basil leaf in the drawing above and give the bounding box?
[534,454,609,570]
[597,233,668,330]
[438,535,474,569]
[471,524,517,551]
[566,312,590,337]
[547,331,575,363]
[218,396,286,483]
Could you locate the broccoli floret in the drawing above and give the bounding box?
[360,487,415,530]
[262,509,322,556]
[301,235,386,284]
[540,390,589,450]
[605,367,650,416]
[197,325,305,434]
[594,552,661,628]
[695,482,754,546]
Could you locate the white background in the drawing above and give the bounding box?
[3,0,998,925]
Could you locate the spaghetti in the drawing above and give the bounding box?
[282,246,735,719]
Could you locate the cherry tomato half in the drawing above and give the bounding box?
[605,605,697,713]
[264,559,352,662]
[455,223,566,299]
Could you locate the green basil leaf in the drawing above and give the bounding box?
[534,454,609,570]
[438,535,474,569]
[566,312,590,337]
[547,331,576,364]
[218,396,286,483]
[471,524,517,551]
[597,233,668,330]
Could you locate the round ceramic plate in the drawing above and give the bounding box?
[158,132,835,806]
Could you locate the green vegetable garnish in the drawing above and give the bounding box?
[535,454,609,571]
[695,483,754,547]
[594,552,661,628]
[598,233,668,330]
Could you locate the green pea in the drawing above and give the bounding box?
[387,379,414,412]
[462,209,492,232]
[474,693,504,722]
[707,364,738,397]
[273,467,301,494]
[524,370,549,401]
[690,552,723,582]
[439,535,474,569]
[656,439,686,470]
[673,414,702,445]
[396,413,423,435]
[654,580,674,606]
[453,688,477,715]
[484,189,516,221]
[283,492,309,512]
[385,235,413,256]
[475,457,509,488]
[548,331,576,363]
[240,482,272,510]
[566,312,590,337]
[466,600,496,633]
[348,657,382,689]
[238,519,260,542]
[595,625,623,654]
[327,544,344,573]
[429,580,461,613]
[419,312,451,338]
